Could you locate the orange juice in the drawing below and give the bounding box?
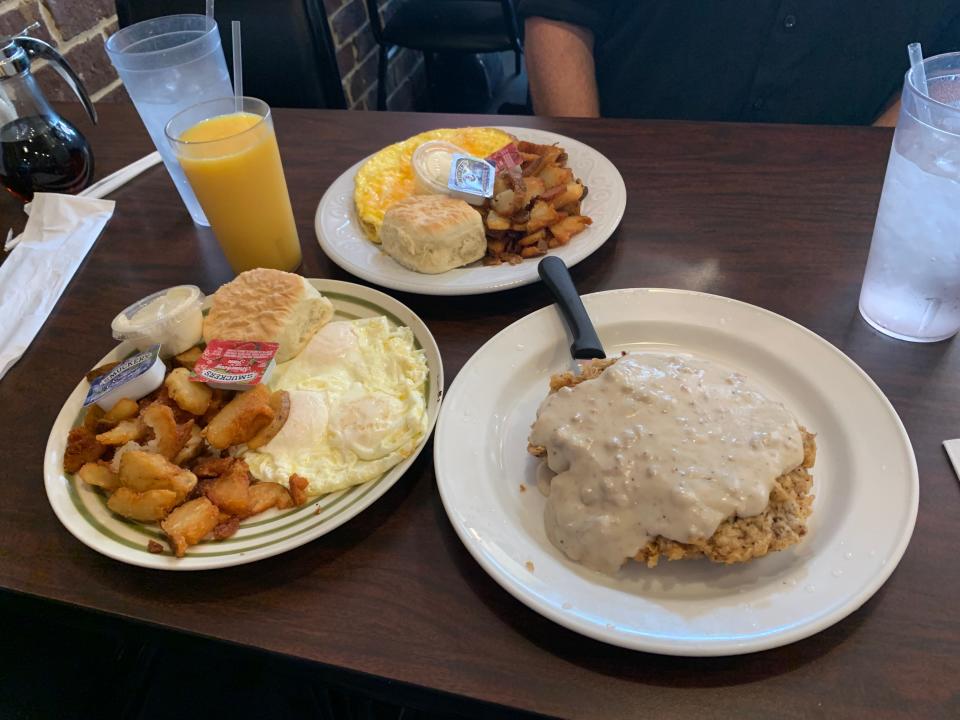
[176,111,301,273]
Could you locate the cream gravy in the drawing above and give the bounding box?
[529,353,804,574]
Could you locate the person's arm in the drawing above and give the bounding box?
[524,16,600,117]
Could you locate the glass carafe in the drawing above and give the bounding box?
[0,23,96,202]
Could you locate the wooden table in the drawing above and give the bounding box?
[1,105,958,720]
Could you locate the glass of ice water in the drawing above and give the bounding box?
[859,52,960,342]
[105,15,232,226]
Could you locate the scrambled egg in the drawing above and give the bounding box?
[244,317,428,495]
[354,127,513,241]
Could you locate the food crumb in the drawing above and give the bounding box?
[525,561,535,572]
[147,540,164,554]
[315,505,322,515]
[519,483,527,493]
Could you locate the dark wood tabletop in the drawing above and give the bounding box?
[1,104,958,720]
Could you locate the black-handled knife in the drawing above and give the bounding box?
[538,256,605,360]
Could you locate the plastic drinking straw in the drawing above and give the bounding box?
[908,42,933,125]
[231,21,242,113]
[205,0,214,18]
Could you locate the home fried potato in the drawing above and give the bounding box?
[64,427,105,473]
[246,482,294,516]
[119,450,197,501]
[77,462,120,492]
[481,139,591,263]
[107,487,179,522]
[245,391,290,450]
[193,456,236,478]
[82,405,105,432]
[173,346,203,370]
[161,497,220,557]
[142,403,185,460]
[288,474,309,507]
[165,367,212,416]
[202,459,251,516]
[96,418,145,446]
[104,398,140,424]
[203,385,274,449]
[173,423,203,466]
[212,516,240,540]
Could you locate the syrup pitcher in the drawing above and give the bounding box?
[0,22,96,202]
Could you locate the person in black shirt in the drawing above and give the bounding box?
[517,1,960,125]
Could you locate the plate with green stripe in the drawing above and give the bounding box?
[43,279,443,570]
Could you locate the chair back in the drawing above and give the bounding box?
[115,0,347,109]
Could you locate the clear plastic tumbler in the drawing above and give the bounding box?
[105,15,232,226]
[859,51,960,342]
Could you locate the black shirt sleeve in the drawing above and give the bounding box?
[516,0,618,38]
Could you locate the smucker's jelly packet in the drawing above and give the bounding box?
[447,154,495,205]
[487,143,523,179]
[191,340,279,391]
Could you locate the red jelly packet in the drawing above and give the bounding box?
[191,340,279,390]
[486,142,522,176]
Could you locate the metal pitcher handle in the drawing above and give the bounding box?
[16,36,97,124]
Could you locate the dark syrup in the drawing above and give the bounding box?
[0,115,94,202]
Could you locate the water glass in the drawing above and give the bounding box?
[859,51,960,342]
[105,15,232,226]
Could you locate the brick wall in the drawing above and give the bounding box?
[0,0,425,110]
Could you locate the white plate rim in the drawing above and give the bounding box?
[314,126,627,296]
[434,287,919,655]
[44,279,444,571]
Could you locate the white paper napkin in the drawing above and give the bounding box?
[0,192,115,380]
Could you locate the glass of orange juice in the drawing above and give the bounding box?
[165,97,301,273]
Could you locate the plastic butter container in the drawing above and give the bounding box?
[84,345,165,411]
[411,140,463,195]
[447,153,495,205]
[111,285,204,358]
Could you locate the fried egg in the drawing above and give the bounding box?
[354,127,513,241]
[243,317,428,496]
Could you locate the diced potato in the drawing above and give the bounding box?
[96,418,146,446]
[64,427,106,473]
[245,482,294,517]
[173,423,203,466]
[202,460,251,516]
[173,346,203,370]
[246,391,290,450]
[82,405,105,432]
[519,229,546,247]
[142,403,184,460]
[485,210,511,231]
[491,189,517,216]
[549,182,584,209]
[212,516,240,540]
[538,164,574,189]
[549,215,593,244]
[104,398,140,424]
[161,497,220,557]
[165,367,212,416]
[77,462,120,492]
[203,385,274,449]
[193,456,235,478]
[527,200,559,232]
[289,474,310,506]
[202,389,231,425]
[520,176,545,205]
[107,487,178,522]
[520,245,546,258]
[493,172,510,196]
[119,450,197,501]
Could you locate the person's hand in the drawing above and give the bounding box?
[525,17,600,118]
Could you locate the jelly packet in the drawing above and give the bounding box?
[191,340,279,390]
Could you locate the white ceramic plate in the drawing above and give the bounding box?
[434,289,918,655]
[315,127,627,296]
[44,280,443,571]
